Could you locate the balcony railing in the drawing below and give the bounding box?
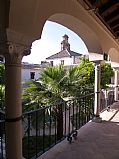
[0,88,115,159]
[22,93,94,158]
[0,113,5,159]
[100,88,114,112]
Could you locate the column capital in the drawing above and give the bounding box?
[4,42,31,65]
[0,28,34,64]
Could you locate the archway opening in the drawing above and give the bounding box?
[22,20,89,64]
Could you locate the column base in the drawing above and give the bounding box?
[92,116,102,123]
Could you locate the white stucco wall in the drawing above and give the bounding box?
[46,56,80,66]
[21,68,42,82]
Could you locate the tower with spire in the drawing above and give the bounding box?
[61,34,70,51]
[46,34,84,66]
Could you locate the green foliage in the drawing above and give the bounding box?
[22,58,114,112]
[0,85,5,109]
[22,80,51,112]
[101,63,114,89]
[77,58,114,89]
[40,65,67,100]
[0,64,5,109]
[0,64,5,86]
[77,58,95,86]
[64,66,80,96]
[23,135,56,158]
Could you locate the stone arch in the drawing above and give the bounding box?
[7,0,119,54]
[8,0,104,53]
[46,13,103,53]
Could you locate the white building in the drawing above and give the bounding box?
[0,57,47,83]
[21,62,44,82]
[46,34,87,67]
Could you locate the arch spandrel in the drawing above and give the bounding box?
[6,0,103,37]
[8,0,119,54]
[48,13,103,53]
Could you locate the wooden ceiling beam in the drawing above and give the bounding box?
[83,0,119,38]
[105,9,119,22]
[107,15,119,24]
[113,26,119,32]
[110,19,119,27]
[112,24,119,30]
[99,0,119,15]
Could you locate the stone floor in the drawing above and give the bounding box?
[39,102,119,159]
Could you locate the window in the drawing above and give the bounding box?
[30,72,35,79]
[61,60,64,65]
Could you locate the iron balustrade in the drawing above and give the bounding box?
[100,88,115,112]
[0,89,115,159]
[0,118,5,159]
[22,93,95,159]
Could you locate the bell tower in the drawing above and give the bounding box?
[61,34,70,51]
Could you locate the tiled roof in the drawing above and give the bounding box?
[70,51,82,56]
[46,50,82,60]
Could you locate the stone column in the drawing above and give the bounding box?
[114,69,118,101]
[4,42,31,159]
[93,62,102,122]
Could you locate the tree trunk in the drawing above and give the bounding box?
[57,103,63,141]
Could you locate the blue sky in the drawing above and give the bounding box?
[22,21,88,64]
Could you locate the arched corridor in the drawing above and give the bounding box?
[0,0,119,158]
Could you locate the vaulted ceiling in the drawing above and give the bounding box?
[83,0,119,39]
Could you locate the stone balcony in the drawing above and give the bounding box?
[39,102,119,159]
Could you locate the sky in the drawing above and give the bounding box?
[22,21,89,64]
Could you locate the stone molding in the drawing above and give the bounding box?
[0,27,33,64]
[0,42,31,64]
[4,42,31,64]
[6,29,34,46]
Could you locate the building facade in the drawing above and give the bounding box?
[0,1,119,158]
[21,62,43,82]
[46,34,88,67]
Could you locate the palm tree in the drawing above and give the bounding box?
[22,80,52,112]
[64,66,83,97]
[40,65,67,102]
[39,65,69,140]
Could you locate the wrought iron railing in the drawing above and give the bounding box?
[0,112,5,159]
[100,88,114,111]
[22,93,94,159]
[0,88,115,159]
